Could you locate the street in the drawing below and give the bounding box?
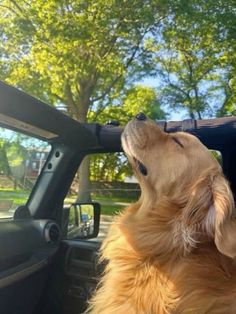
[97,215,114,242]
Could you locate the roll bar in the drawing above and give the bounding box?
[0,80,235,152]
[94,116,236,151]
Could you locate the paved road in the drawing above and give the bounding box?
[97,215,114,242]
[96,200,132,241]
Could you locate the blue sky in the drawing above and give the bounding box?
[142,77,188,121]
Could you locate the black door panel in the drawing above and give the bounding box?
[43,240,101,314]
[65,241,100,278]
[63,240,101,314]
[0,268,48,314]
[0,219,60,314]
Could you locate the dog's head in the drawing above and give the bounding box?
[121,114,236,259]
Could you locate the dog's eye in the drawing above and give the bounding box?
[134,158,148,176]
[172,136,184,148]
[138,161,148,176]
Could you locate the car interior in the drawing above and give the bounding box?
[0,80,236,314]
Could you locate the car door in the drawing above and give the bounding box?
[0,125,61,314]
[41,239,100,314]
[0,81,101,314]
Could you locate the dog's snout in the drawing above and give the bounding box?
[136,112,147,121]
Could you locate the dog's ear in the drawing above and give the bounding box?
[209,175,236,258]
[180,178,213,254]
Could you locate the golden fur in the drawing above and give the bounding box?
[87,118,236,314]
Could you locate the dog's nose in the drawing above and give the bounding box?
[135,112,147,121]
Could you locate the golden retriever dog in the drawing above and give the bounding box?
[87,115,236,314]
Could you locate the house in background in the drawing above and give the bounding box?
[25,148,50,180]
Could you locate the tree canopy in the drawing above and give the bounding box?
[0,0,166,122]
[153,0,236,118]
[90,84,166,124]
[0,0,235,120]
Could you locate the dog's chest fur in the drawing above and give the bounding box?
[89,223,236,314]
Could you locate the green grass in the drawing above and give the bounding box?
[65,193,138,216]
[99,204,125,215]
[65,196,131,216]
[0,189,137,215]
[0,189,30,208]
[93,194,136,215]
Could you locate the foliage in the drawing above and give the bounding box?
[90,153,132,182]
[0,128,49,189]
[89,86,166,182]
[153,0,236,118]
[0,0,235,119]
[0,139,11,176]
[0,0,166,122]
[0,0,169,201]
[122,85,166,121]
[90,84,166,124]
[0,131,28,178]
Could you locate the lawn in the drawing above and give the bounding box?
[93,194,136,215]
[65,193,137,216]
[0,189,30,209]
[0,189,137,215]
[97,203,125,216]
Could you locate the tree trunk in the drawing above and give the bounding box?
[189,111,195,119]
[66,79,95,203]
[197,111,202,120]
[76,84,93,202]
[77,155,92,202]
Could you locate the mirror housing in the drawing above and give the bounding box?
[64,202,100,240]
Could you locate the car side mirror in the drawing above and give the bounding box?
[65,202,100,240]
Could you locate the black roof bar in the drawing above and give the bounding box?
[0,81,98,148]
[95,116,236,152]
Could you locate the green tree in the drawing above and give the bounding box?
[122,85,166,121]
[154,0,236,118]
[91,84,166,124]
[156,38,223,119]
[89,84,166,182]
[90,153,132,182]
[0,0,167,201]
[0,0,166,121]
[0,139,11,177]
[0,133,29,189]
